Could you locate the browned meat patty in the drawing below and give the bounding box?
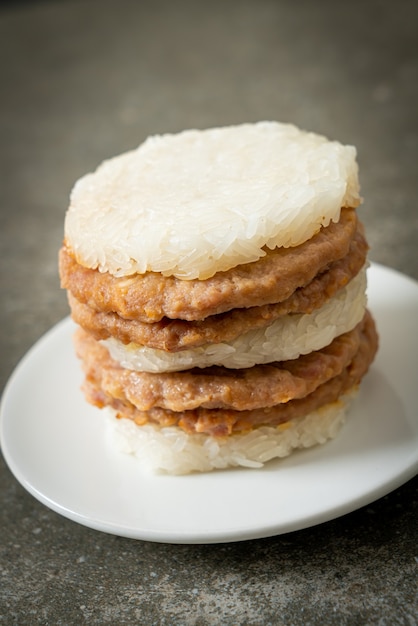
[59,208,358,323]
[76,311,378,437]
[68,224,368,351]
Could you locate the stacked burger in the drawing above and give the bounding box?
[59,122,378,474]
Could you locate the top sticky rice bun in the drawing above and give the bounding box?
[64,121,361,280]
[60,122,378,474]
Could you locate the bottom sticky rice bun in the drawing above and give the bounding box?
[106,392,356,475]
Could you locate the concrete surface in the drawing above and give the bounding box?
[0,0,417,624]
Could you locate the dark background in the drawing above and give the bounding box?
[1,1,417,623]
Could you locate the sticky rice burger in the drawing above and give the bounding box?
[59,122,378,474]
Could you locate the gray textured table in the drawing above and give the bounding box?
[1,1,417,624]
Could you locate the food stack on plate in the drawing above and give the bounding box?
[59,122,378,474]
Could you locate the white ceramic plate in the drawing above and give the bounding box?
[1,264,417,544]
